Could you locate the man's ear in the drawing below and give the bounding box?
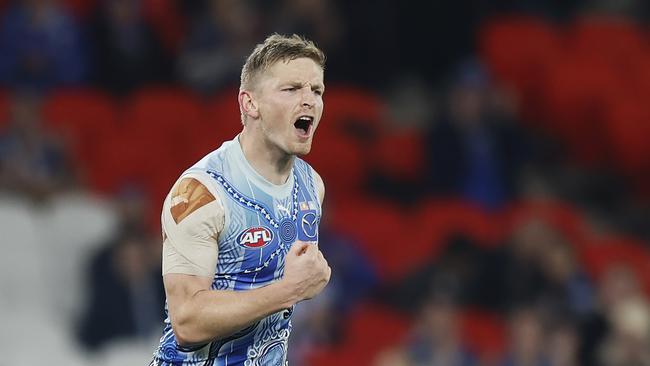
[239,90,260,120]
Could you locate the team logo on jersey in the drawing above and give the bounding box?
[238,226,274,248]
[301,212,319,239]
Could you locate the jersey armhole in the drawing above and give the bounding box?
[304,162,324,213]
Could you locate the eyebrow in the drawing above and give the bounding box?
[283,81,324,90]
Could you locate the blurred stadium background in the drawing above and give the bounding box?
[1,0,650,365]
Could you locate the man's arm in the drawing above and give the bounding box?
[162,175,330,347]
[165,241,326,346]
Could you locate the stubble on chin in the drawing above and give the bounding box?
[294,141,313,157]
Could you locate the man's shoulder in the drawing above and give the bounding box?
[166,140,235,206]
[191,139,233,172]
[295,157,324,204]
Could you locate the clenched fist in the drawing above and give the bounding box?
[281,241,331,304]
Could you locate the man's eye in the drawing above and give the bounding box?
[314,90,323,96]
[283,87,296,92]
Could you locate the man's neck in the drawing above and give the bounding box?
[239,130,294,185]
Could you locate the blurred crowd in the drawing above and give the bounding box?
[1,0,650,365]
[0,0,647,94]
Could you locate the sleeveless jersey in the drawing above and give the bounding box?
[153,136,322,366]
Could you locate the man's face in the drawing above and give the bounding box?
[251,57,324,156]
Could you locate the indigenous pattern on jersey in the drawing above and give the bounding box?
[152,136,322,366]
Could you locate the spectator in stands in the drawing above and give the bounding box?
[269,0,343,53]
[375,287,477,366]
[477,218,549,312]
[580,265,648,365]
[367,76,435,203]
[426,60,529,209]
[597,297,650,366]
[500,306,551,366]
[0,92,72,201]
[0,0,86,89]
[77,228,164,351]
[77,186,164,351]
[379,235,485,313]
[537,236,594,316]
[89,0,172,94]
[268,0,347,81]
[407,289,477,366]
[178,0,260,94]
[547,320,580,366]
[477,215,594,318]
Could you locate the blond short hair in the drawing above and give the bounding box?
[240,34,326,90]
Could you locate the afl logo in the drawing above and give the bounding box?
[238,226,274,248]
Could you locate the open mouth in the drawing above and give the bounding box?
[294,116,314,136]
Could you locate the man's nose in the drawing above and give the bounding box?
[301,87,315,108]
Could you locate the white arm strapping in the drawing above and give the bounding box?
[161,173,225,276]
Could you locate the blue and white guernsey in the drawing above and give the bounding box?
[153,136,322,366]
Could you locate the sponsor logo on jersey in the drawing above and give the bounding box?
[301,212,319,239]
[238,226,274,248]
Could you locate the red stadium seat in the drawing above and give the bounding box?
[636,54,650,96]
[306,348,347,366]
[579,236,650,295]
[87,88,200,196]
[501,200,588,248]
[479,16,562,99]
[303,134,366,200]
[124,87,205,169]
[142,0,186,52]
[567,17,647,72]
[307,304,409,366]
[417,199,501,248]
[328,198,417,280]
[333,199,497,280]
[42,89,119,176]
[88,134,162,193]
[344,304,410,351]
[309,347,371,366]
[307,86,384,199]
[318,84,386,141]
[371,129,426,182]
[603,96,650,176]
[87,133,181,235]
[199,88,244,160]
[0,90,9,132]
[460,309,506,359]
[539,58,626,164]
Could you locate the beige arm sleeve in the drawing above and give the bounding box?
[162,173,225,276]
